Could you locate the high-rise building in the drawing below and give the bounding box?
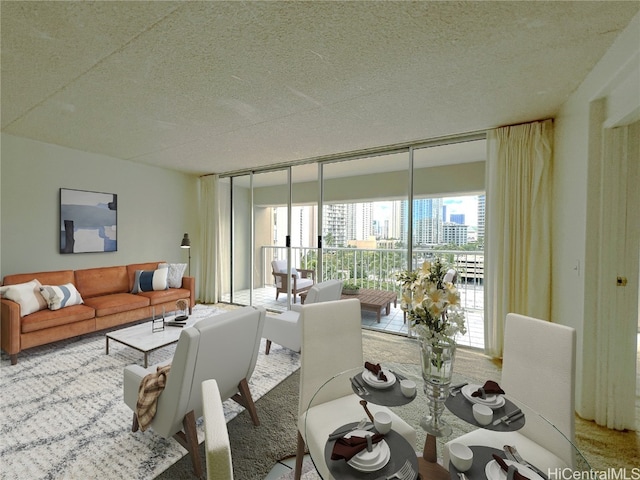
[450,213,465,225]
[346,202,374,241]
[400,198,443,246]
[273,206,317,247]
[390,201,403,240]
[443,222,469,245]
[322,204,347,246]
[477,195,486,242]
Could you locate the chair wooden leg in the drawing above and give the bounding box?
[131,413,139,432]
[231,378,260,426]
[294,431,306,480]
[173,410,203,478]
[265,339,272,355]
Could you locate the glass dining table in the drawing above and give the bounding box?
[303,363,591,480]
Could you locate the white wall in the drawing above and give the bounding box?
[553,12,640,417]
[0,134,199,283]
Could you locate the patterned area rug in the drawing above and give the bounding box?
[0,304,300,480]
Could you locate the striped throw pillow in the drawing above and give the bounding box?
[40,283,84,311]
[131,268,168,293]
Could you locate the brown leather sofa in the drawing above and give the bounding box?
[1,261,195,365]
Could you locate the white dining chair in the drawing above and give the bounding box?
[293,298,417,480]
[443,312,577,469]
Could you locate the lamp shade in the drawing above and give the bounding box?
[180,233,191,248]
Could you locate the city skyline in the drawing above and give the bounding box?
[273,194,482,248]
[373,195,479,229]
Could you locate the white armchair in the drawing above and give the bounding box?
[263,279,343,354]
[123,306,265,477]
[271,259,316,303]
[202,379,234,480]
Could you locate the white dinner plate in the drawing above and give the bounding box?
[485,459,544,480]
[461,384,505,409]
[345,430,391,472]
[362,369,396,389]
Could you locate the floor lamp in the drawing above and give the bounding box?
[180,233,191,276]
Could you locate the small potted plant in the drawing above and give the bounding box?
[342,282,360,295]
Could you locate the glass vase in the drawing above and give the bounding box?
[419,338,456,436]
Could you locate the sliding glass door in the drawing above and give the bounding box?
[252,169,289,310]
[321,151,411,331]
[218,136,486,346]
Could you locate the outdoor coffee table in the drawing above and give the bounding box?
[105,316,192,367]
[301,288,397,322]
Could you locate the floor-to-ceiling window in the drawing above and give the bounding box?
[219,135,487,347]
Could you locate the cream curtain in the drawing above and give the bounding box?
[484,119,553,358]
[198,175,219,304]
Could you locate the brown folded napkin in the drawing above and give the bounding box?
[331,433,385,461]
[472,380,505,398]
[364,361,387,382]
[492,454,530,480]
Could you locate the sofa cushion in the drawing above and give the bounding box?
[21,304,95,333]
[2,280,48,316]
[131,269,168,293]
[39,283,84,311]
[294,278,314,290]
[137,287,191,307]
[75,266,129,298]
[158,263,187,288]
[83,293,150,317]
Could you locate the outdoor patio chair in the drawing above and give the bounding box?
[271,259,316,303]
[123,306,265,477]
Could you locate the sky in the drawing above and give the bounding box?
[443,196,478,227]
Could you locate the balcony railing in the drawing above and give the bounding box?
[262,245,484,311]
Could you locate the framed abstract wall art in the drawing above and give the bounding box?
[60,188,117,254]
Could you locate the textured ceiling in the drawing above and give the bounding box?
[1,1,638,176]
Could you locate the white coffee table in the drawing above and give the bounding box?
[105,316,194,367]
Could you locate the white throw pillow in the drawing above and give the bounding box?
[39,283,84,311]
[158,263,187,288]
[3,280,47,315]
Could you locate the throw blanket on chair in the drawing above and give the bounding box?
[136,364,171,431]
